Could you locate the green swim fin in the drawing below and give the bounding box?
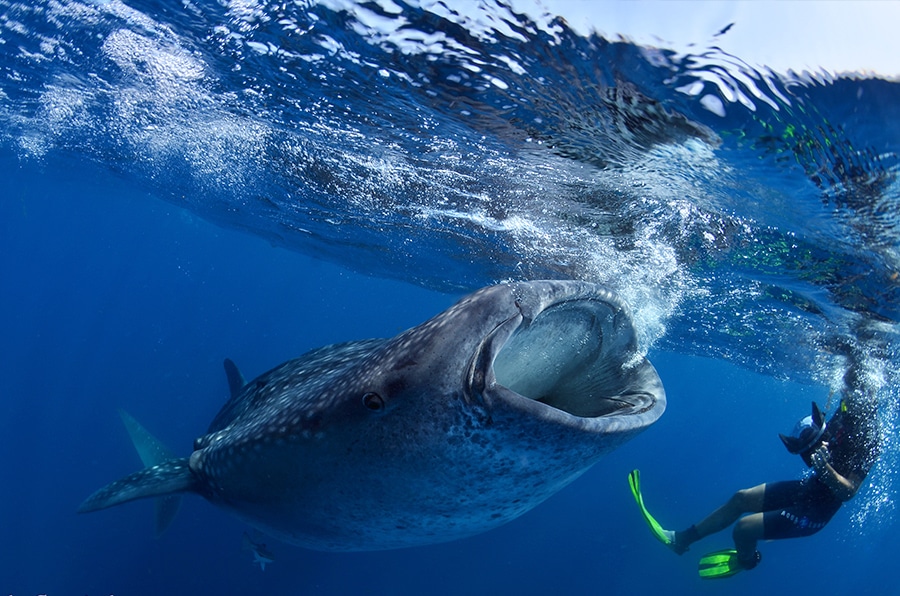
[627,469,673,546]
[697,549,743,579]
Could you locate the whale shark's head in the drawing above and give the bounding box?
[351,280,663,433]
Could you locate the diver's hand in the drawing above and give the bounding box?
[809,445,830,473]
[809,442,859,501]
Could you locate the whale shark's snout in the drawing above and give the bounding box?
[79,281,665,551]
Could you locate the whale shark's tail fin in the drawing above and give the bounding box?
[117,410,184,536]
[78,411,194,536]
[77,458,194,514]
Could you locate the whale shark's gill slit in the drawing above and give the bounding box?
[492,299,641,418]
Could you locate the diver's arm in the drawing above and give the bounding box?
[809,446,861,501]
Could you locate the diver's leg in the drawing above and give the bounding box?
[732,512,765,568]
[672,484,766,553]
[731,480,832,569]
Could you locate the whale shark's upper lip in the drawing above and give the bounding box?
[468,285,664,426]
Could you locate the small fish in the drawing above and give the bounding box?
[243,531,275,571]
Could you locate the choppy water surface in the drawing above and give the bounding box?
[2,1,898,399]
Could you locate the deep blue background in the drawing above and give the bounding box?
[1,152,895,595]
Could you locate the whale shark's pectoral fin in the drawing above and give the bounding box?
[78,458,195,514]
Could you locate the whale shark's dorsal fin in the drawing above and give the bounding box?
[204,358,251,434]
[223,358,246,398]
[208,343,386,435]
[115,410,183,536]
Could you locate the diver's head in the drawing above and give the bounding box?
[779,402,826,455]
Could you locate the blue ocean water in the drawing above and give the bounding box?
[1,1,898,594]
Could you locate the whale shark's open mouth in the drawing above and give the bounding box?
[487,295,662,420]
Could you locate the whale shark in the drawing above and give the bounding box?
[79,281,665,551]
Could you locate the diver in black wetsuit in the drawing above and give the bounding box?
[665,381,880,576]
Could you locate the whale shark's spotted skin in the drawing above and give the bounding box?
[80,281,666,551]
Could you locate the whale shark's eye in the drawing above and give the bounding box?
[362,392,384,412]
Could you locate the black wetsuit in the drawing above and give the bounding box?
[762,402,879,540]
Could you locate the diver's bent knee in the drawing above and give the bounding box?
[729,486,764,512]
[733,516,752,537]
[733,514,765,542]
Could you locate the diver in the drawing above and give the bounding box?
[629,365,879,579]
